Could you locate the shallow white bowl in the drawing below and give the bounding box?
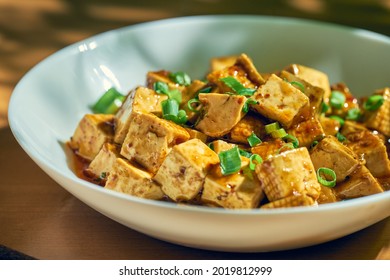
[9,15,390,252]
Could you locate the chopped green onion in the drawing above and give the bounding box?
[187,98,201,113]
[316,167,337,187]
[310,140,319,149]
[219,76,256,96]
[289,81,305,92]
[283,134,299,148]
[247,132,262,147]
[154,82,182,103]
[265,122,280,134]
[198,86,212,93]
[271,128,287,139]
[154,81,170,94]
[336,132,346,142]
[249,154,263,171]
[277,143,294,154]
[169,71,191,86]
[321,102,330,114]
[330,90,346,109]
[242,98,258,113]
[329,115,345,127]
[239,149,252,158]
[161,99,187,125]
[92,87,125,114]
[208,142,214,151]
[363,95,384,111]
[345,108,361,121]
[218,146,242,175]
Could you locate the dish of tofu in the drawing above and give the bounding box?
[9,15,390,251]
[68,53,390,210]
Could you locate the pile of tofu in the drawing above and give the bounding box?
[68,53,390,209]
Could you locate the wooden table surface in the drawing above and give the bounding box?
[1,0,390,260]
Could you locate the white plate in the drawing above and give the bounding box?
[8,15,390,252]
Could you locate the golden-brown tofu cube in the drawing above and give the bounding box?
[207,53,264,92]
[364,87,390,137]
[105,158,164,200]
[228,113,266,144]
[114,86,168,144]
[310,135,359,183]
[335,165,383,199]
[146,70,185,92]
[69,114,114,161]
[201,158,264,209]
[251,74,309,128]
[317,185,338,204]
[287,117,325,148]
[210,55,238,72]
[345,130,390,178]
[120,112,190,174]
[208,140,236,154]
[85,142,120,180]
[284,64,331,103]
[250,138,285,160]
[255,147,321,201]
[184,127,208,143]
[320,115,340,136]
[196,93,247,137]
[261,193,315,209]
[154,139,219,202]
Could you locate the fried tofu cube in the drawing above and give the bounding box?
[69,114,114,161]
[255,147,321,201]
[146,70,185,92]
[207,53,264,92]
[261,193,315,209]
[154,139,219,202]
[320,115,341,136]
[120,112,190,174]
[310,135,359,183]
[279,70,324,115]
[85,142,121,180]
[195,93,247,137]
[210,55,238,72]
[184,127,208,143]
[345,130,390,178]
[209,140,236,154]
[105,158,164,200]
[251,74,310,128]
[284,64,331,103]
[287,117,325,147]
[364,87,390,137]
[201,158,264,209]
[251,138,285,160]
[335,165,383,199]
[317,185,338,204]
[114,86,168,144]
[228,113,267,144]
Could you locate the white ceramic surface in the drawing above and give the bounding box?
[8,15,390,252]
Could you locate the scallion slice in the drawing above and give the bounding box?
[316,167,337,187]
[321,102,330,114]
[265,122,280,134]
[336,132,346,142]
[249,154,263,171]
[242,98,258,113]
[239,149,252,158]
[169,71,191,86]
[271,128,287,139]
[310,140,319,149]
[277,143,294,154]
[329,115,345,127]
[92,87,125,114]
[219,76,256,96]
[218,146,242,175]
[154,81,182,103]
[290,81,305,92]
[330,90,346,109]
[345,108,361,121]
[363,95,384,111]
[161,99,187,125]
[187,98,201,113]
[283,134,299,148]
[247,132,262,147]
